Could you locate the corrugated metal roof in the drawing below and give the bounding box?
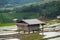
[22,19,44,25]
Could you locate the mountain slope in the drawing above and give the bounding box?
[15,0,60,19]
[0,0,60,24]
[0,0,43,8]
[0,0,58,8]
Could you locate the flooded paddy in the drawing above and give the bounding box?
[40,32,60,40]
[49,37,60,40]
[0,38,20,40]
[0,31,60,40]
[43,32,60,38]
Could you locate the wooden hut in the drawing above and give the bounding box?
[15,19,45,33]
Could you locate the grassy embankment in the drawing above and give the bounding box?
[0,19,60,27]
[0,23,15,27]
[46,19,60,24]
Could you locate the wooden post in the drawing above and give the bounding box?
[24,31,25,34]
[38,29,40,33]
[18,29,20,34]
[33,30,34,33]
[41,24,45,35]
[42,26,44,35]
[29,31,30,34]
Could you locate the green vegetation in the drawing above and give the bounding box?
[0,33,47,40]
[0,0,60,26]
[0,23,15,27]
[20,33,46,40]
[0,0,43,8]
[15,0,60,19]
[45,19,60,24]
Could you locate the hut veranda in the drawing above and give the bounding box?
[15,19,45,34]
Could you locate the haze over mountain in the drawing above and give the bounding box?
[0,0,58,8]
[0,0,44,8]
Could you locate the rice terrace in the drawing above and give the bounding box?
[0,0,60,40]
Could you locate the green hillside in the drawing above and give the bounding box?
[0,0,58,8]
[14,0,60,19]
[0,0,43,8]
[0,0,60,24]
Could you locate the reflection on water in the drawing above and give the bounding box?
[0,38,20,40]
[0,37,60,40]
[0,31,60,40]
[43,32,60,38]
[0,31,18,35]
[6,38,20,40]
[39,32,60,38]
[39,32,60,40]
[48,37,60,40]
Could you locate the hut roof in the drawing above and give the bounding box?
[22,19,44,25]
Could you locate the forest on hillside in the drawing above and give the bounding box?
[0,0,43,8]
[0,0,60,24]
